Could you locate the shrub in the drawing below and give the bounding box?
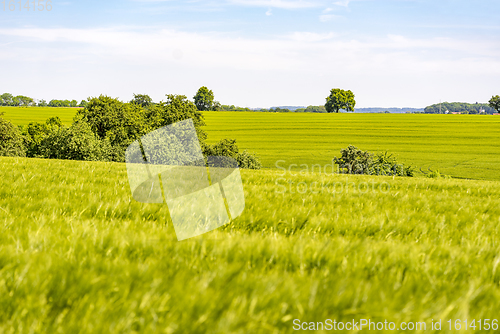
[203,139,262,169]
[38,122,112,161]
[0,113,25,157]
[334,145,414,177]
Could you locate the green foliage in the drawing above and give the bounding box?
[333,145,373,174]
[147,94,208,144]
[304,105,327,113]
[193,86,219,111]
[0,112,25,157]
[220,104,251,111]
[203,138,262,169]
[325,88,356,113]
[38,99,48,107]
[130,94,153,108]
[489,95,500,113]
[0,93,14,106]
[333,145,413,176]
[76,95,150,161]
[38,121,112,161]
[49,99,72,107]
[425,101,495,114]
[78,100,88,108]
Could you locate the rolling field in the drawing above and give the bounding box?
[3,107,499,181]
[0,106,79,125]
[1,157,500,333]
[203,111,500,181]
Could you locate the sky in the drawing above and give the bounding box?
[0,0,499,108]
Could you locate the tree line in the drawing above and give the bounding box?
[0,93,87,107]
[0,89,262,169]
[424,98,500,114]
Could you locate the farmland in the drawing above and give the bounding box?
[0,106,79,126]
[3,107,500,181]
[1,157,500,333]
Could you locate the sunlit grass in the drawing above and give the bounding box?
[1,157,500,333]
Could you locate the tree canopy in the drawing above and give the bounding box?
[325,89,356,113]
[193,86,220,111]
[489,95,500,113]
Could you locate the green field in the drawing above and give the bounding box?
[3,107,500,181]
[1,157,500,333]
[204,111,500,181]
[0,106,79,125]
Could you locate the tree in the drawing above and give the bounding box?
[79,100,88,108]
[325,88,356,113]
[489,95,500,113]
[131,94,153,108]
[38,99,48,107]
[75,95,150,161]
[0,93,13,106]
[193,86,217,111]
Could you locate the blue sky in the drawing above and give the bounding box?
[1,0,499,108]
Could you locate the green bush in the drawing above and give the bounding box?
[203,139,262,169]
[0,113,25,157]
[38,122,112,161]
[334,145,413,177]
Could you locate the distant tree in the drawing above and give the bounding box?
[78,100,88,108]
[325,89,356,113]
[38,99,48,107]
[490,95,500,113]
[0,93,14,106]
[131,94,153,108]
[193,86,216,111]
[70,100,78,107]
[14,95,34,106]
[305,105,327,113]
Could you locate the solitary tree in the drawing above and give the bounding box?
[194,86,216,111]
[131,94,153,108]
[325,88,356,113]
[489,95,500,113]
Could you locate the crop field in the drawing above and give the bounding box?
[204,111,500,181]
[3,107,499,181]
[0,106,79,126]
[1,157,500,333]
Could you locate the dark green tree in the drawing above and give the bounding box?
[0,112,26,157]
[193,86,216,111]
[131,94,153,108]
[0,93,13,106]
[489,95,500,113]
[325,88,356,113]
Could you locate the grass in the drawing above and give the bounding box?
[3,107,500,180]
[1,156,500,333]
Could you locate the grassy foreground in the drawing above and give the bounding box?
[1,157,500,333]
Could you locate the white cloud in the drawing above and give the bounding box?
[227,0,319,9]
[266,8,273,15]
[0,27,498,107]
